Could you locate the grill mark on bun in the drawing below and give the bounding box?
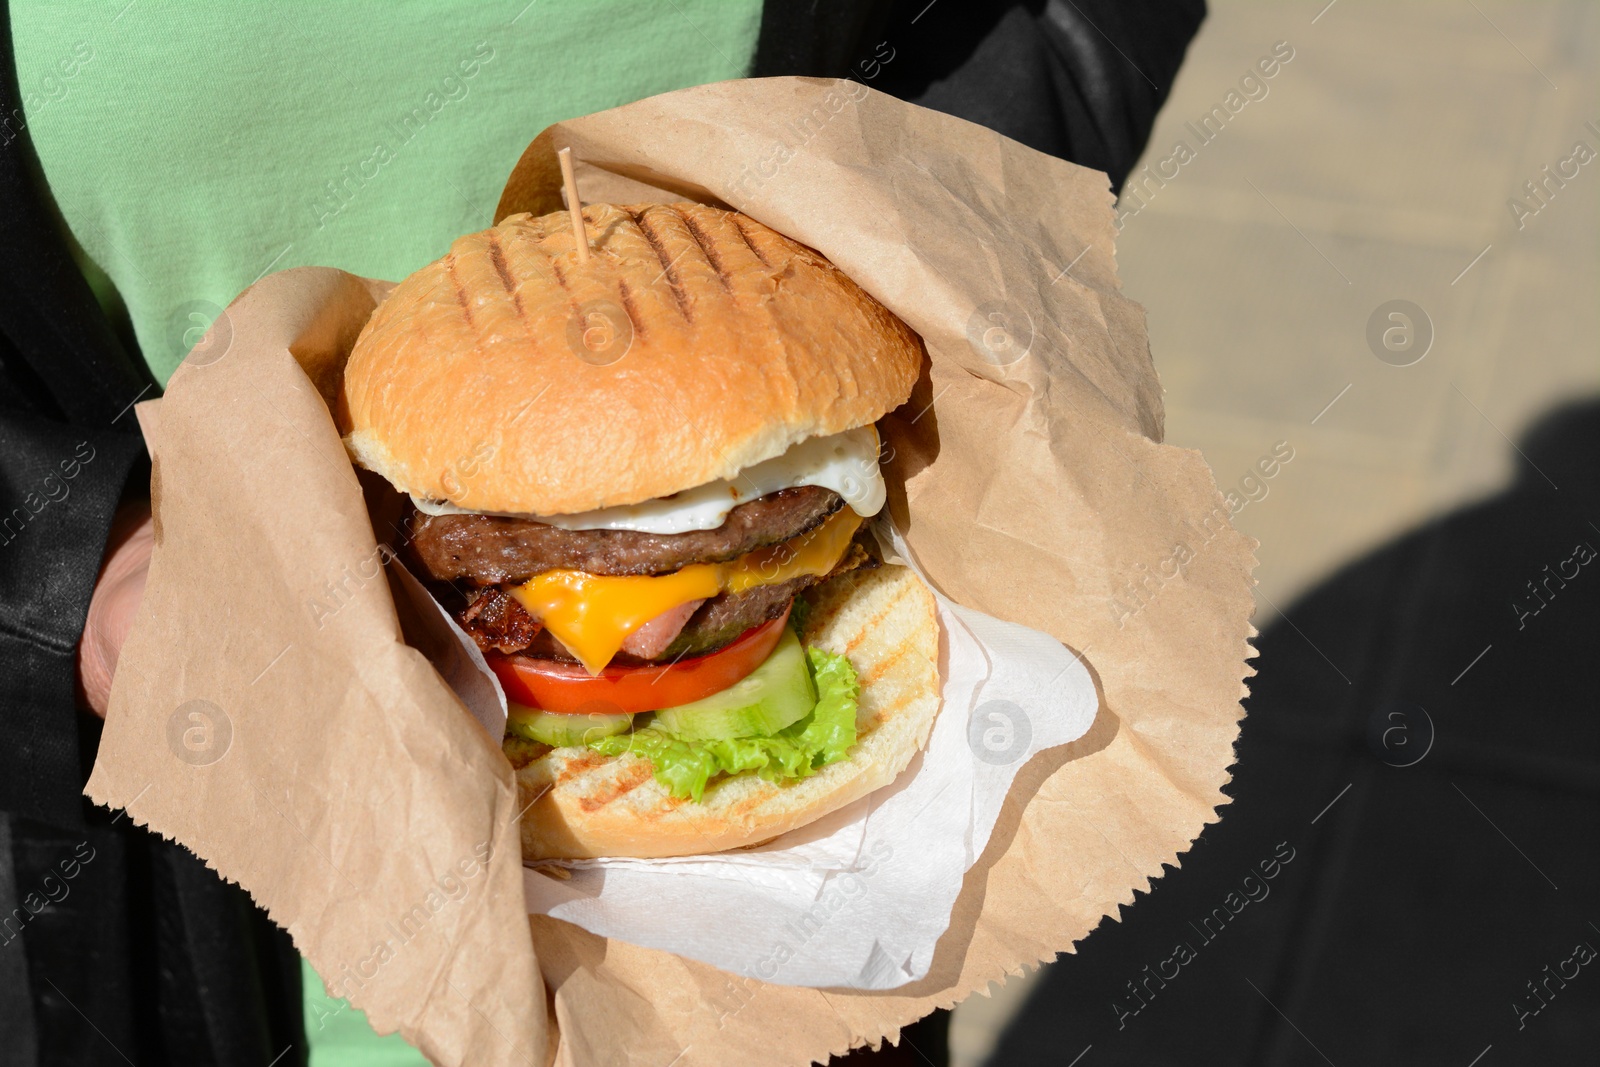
[725,790,776,819]
[485,233,515,291]
[859,632,916,687]
[843,584,911,656]
[554,751,609,785]
[730,215,773,268]
[548,257,587,325]
[676,206,733,292]
[869,687,917,728]
[444,254,474,329]
[485,232,531,329]
[629,207,693,323]
[616,278,646,340]
[577,759,654,812]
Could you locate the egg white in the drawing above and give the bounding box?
[412,426,886,534]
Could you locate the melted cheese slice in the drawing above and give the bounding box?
[511,508,862,673]
[719,502,862,596]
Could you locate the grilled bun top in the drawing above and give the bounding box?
[338,203,924,516]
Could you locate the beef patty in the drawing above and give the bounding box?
[408,485,844,584]
[460,539,872,664]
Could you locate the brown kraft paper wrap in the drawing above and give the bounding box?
[87,78,1257,1065]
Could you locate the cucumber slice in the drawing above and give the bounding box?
[507,703,633,747]
[652,627,817,741]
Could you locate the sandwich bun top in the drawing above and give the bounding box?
[339,203,924,516]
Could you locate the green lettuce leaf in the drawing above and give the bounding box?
[589,646,860,802]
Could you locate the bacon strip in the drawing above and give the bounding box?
[459,587,542,653]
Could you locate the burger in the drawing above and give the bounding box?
[338,202,941,859]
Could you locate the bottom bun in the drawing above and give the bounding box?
[514,564,942,860]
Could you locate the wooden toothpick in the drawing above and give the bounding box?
[558,147,590,265]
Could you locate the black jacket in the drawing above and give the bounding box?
[0,2,1202,1063]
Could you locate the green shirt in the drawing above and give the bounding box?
[12,2,763,1061]
[13,0,762,384]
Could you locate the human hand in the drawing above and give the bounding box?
[77,502,154,718]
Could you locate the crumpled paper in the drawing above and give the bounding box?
[89,78,1257,1065]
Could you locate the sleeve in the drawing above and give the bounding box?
[864,0,1207,192]
[0,412,145,828]
[1,8,156,829]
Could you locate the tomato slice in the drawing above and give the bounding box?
[487,608,790,716]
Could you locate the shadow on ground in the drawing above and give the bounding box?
[983,398,1600,1065]
[985,403,1600,1067]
